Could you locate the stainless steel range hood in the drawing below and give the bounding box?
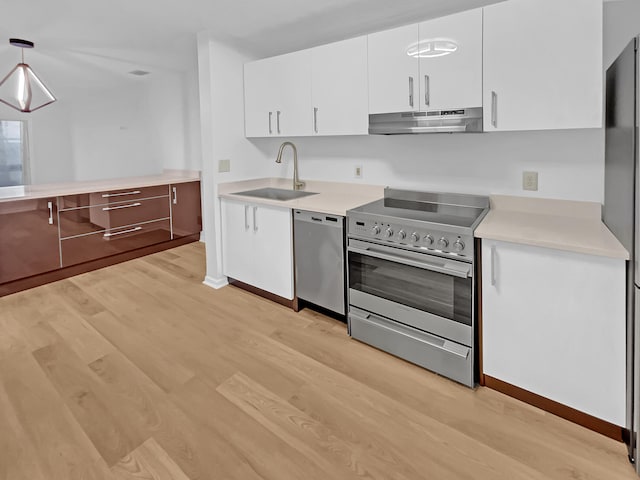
[369,107,483,134]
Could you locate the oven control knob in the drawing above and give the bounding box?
[397,230,406,241]
[438,237,449,249]
[385,228,394,238]
[454,239,465,252]
[411,232,420,243]
[371,225,381,235]
[424,234,434,246]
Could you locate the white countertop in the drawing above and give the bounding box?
[475,195,629,260]
[0,170,201,203]
[218,178,384,216]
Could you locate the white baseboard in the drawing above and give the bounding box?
[199,231,205,242]
[203,275,228,289]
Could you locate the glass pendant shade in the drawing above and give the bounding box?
[0,39,56,113]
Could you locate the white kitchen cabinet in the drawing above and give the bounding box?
[244,50,312,137]
[311,36,369,135]
[368,9,482,115]
[221,199,293,300]
[418,8,482,111]
[482,0,603,131]
[368,24,419,114]
[481,239,625,426]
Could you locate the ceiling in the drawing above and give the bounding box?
[0,0,508,92]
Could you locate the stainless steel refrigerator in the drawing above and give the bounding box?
[604,36,639,469]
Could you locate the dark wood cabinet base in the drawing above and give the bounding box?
[228,278,299,311]
[483,375,626,442]
[0,234,200,298]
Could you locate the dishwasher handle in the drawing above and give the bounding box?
[293,210,344,229]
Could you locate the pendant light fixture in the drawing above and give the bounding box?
[0,38,56,113]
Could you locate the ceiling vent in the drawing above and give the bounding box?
[129,70,150,76]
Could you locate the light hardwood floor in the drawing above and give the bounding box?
[0,242,636,480]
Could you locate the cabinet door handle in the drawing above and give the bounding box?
[244,205,249,230]
[102,190,141,198]
[172,186,177,205]
[408,76,414,108]
[103,226,142,238]
[47,201,53,225]
[253,206,258,232]
[424,75,430,107]
[276,111,281,134]
[490,245,497,286]
[313,107,318,134]
[268,111,273,134]
[491,91,498,128]
[102,202,141,211]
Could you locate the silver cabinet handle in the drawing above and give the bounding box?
[313,107,318,134]
[253,206,258,232]
[172,186,177,205]
[244,205,249,230]
[491,91,498,128]
[276,110,281,134]
[47,201,53,225]
[268,111,273,134]
[102,202,141,211]
[490,245,497,286]
[424,75,430,107]
[103,226,142,238]
[408,76,414,107]
[102,190,141,198]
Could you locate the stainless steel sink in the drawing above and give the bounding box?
[232,187,318,201]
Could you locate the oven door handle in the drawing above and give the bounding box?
[347,245,471,278]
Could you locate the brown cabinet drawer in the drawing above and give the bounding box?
[59,196,170,239]
[61,219,171,267]
[59,184,169,210]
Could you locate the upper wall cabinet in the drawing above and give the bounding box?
[244,37,368,138]
[311,36,369,136]
[483,0,603,132]
[244,50,312,137]
[368,9,482,114]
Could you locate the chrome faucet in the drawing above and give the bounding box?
[275,141,305,191]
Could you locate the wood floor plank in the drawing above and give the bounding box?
[85,310,195,393]
[89,351,265,480]
[217,371,415,480]
[32,341,150,466]
[111,437,190,480]
[0,351,116,479]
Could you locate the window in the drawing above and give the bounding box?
[0,120,29,187]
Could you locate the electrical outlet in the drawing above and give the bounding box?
[218,159,231,173]
[354,165,363,178]
[523,171,538,191]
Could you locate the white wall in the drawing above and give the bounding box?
[604,0,640,69]
[0,65,200,185]
[198,34,273,286]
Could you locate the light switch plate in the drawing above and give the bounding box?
[354,165,363,178]
[218,159,231,173]
[523,171,538,191]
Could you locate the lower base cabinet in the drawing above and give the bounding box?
[481,239,626,426]
[0,198,60,283]
[220,198,293,300]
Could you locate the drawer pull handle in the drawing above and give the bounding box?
[102,202,141,211]
[103,226,142,238]
[102,190,141,198]
[172,186,177,205]
[47,201,54,225]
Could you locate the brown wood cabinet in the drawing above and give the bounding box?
[170,181,202,238]
[0,198,60,284]
[0,179,201,295]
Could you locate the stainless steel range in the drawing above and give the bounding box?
[346,188,489,387]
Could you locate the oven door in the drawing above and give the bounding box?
[347,238,473,346]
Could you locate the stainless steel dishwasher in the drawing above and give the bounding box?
[294,210,345,316]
